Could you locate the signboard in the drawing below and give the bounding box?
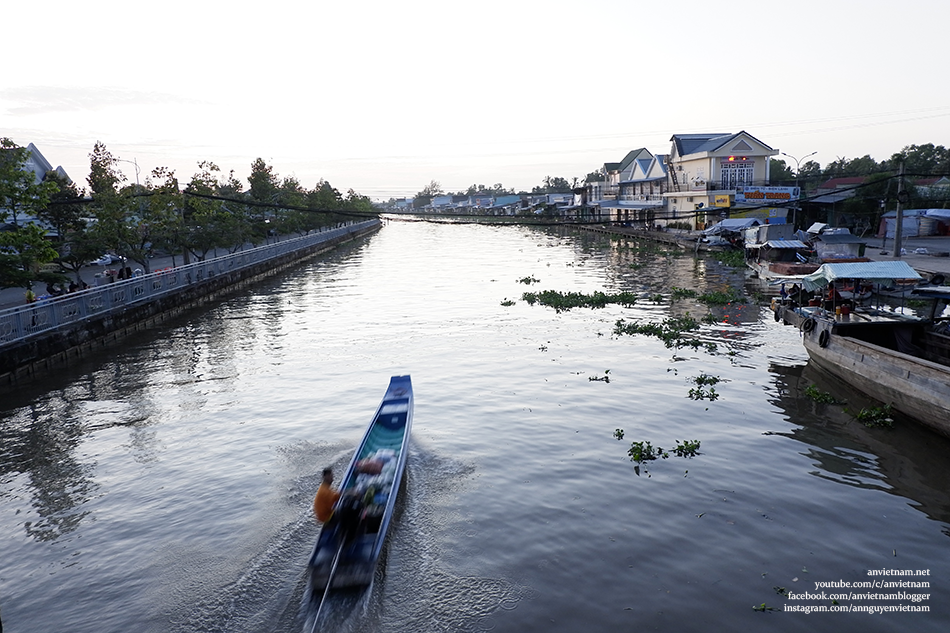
[735,186,800,203]
[714,195,731,208]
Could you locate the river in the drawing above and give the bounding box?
[1,219,948,632]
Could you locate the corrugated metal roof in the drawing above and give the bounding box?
[802,261,922,291]
[765,240,809,249]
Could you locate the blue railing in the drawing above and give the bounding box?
[0,220,379,348]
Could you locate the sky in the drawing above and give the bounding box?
[4,0,950,201]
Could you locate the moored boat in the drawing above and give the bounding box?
[308,375,413,591]
[746,239,818,281]
[772,262,950,437]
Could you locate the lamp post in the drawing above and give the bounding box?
[781,151,816,230]
[116,157,141,186]
[781,151,817,189]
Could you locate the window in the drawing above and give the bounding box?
[721,160,754,189]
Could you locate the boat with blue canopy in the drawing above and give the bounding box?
[308,375,413,592]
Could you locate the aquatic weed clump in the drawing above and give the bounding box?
[521,289,639,313]
[697,288,744,305]
[613,314,717,352]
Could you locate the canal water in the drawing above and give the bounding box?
[1,220,948,632]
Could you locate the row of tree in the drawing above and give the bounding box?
[0,139,377,293]
[769,143,950,188]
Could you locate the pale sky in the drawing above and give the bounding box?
[4,0,949,200]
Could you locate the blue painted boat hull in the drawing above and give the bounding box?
[308,375,413,589]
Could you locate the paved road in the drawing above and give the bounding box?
[861,234,950,279]
[0,253,182,311]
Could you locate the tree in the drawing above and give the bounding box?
[307,179,344,227]
[768,159,795,184]
[0,138,64,292]
[1,138,58,228]
[413,180,443,208]
[886,143,950,177]
[532,176,571,194]
[344,188,375,215]
[36,170,97,282]
[247,158,280,243]
[86,141,132,261]
[822,155,882,179]
[797,160,822,189]
[0,223,62,291]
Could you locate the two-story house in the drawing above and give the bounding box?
[662,131,778,229]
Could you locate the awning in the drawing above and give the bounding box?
[764,240,808,249]
[802,261,922,292]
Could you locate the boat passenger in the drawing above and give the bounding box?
[314,467,341,523]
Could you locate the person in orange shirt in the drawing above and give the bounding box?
[314,467,341,523]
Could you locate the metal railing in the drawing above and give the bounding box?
[0,220,379,348]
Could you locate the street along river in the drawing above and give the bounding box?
[1,219,948,632]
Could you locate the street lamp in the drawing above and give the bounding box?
[780,151,817,189]
[781,151,816,230]
[116,157,141,186]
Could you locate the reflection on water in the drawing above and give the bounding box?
[0,397,96,542]
[768,361,950,525]
[2,223,948,633]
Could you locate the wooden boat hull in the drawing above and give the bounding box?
[308,375,413,589]
[774,304,950,438]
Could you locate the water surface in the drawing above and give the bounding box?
[1,220,947,632]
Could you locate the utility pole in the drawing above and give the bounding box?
[893,162,905,260]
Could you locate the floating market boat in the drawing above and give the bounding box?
[772,261,950,438]
[308,375,413,592]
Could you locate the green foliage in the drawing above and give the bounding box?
[688,374,721,400]
[500,298,515,306]
[768,158,796,184]
[517,275,540,284]
[671,439,702,458]
[0,224,62,290]
[614,314,717,352]
[531,175,572,194]
[850,404,895,428]
[804,384,839,404]
[628,440,659,464]
[670,286,697,301]
[620,437,702,475]
[714,249,746,268]
[521,289,638,312]
[1,138,58,228]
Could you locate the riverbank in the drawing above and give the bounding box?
[0,221,381,386]
[577,223,950,279]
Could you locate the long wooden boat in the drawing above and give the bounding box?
[772,265,950,437]
[308,375,413,590]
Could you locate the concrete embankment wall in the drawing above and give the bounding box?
[0,221,381,387]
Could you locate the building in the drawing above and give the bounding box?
[662,131,779,229]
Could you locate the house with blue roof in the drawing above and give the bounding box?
[487,195,523,215]
[585,149,669,225]
[662,131,778,229]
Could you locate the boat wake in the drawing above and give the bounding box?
[300,444,530,633]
